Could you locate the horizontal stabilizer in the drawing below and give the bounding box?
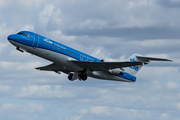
[124,53,172,75]
[137,56,172,62]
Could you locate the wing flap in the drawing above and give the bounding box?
[35,63,70,74]
[71,61,145,71]
[35,63,58,71]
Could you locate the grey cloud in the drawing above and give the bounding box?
[0,102,50,120]
[157,0,180,8]
[1,0,180,120]
[63,27,180,40]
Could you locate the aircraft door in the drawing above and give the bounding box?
[32,34,39,47]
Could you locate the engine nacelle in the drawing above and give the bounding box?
[108,68,125,75]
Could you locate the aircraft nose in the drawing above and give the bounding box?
[7,34,16,41]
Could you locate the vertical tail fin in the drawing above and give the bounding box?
[124,54,143,75]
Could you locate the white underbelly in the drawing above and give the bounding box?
[10,41,83,72]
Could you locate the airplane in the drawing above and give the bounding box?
[7,31,172,82]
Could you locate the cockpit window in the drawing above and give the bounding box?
[18,32,23,35]
[23,33,30,37]
[17,32,30,37]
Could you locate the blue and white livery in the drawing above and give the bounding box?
[7,31,172,82]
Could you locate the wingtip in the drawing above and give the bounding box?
[35,67,40,71]
[169,60,173,62]
[137,56,173,62]
[163,59,173,62]
[142,62,149,65]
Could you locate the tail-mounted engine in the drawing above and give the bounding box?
[108,68,125,75]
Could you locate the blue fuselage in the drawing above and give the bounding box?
[7,31,136,82]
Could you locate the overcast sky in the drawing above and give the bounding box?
[1,0,180,120]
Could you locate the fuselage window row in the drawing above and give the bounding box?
[44,41,80,59]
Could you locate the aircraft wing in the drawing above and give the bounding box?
[35,63,70,74]
[136,56,172,62]
[71,61,145,71]
[35,61,145,73]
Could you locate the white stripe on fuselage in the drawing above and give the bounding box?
[9,40,133,82]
